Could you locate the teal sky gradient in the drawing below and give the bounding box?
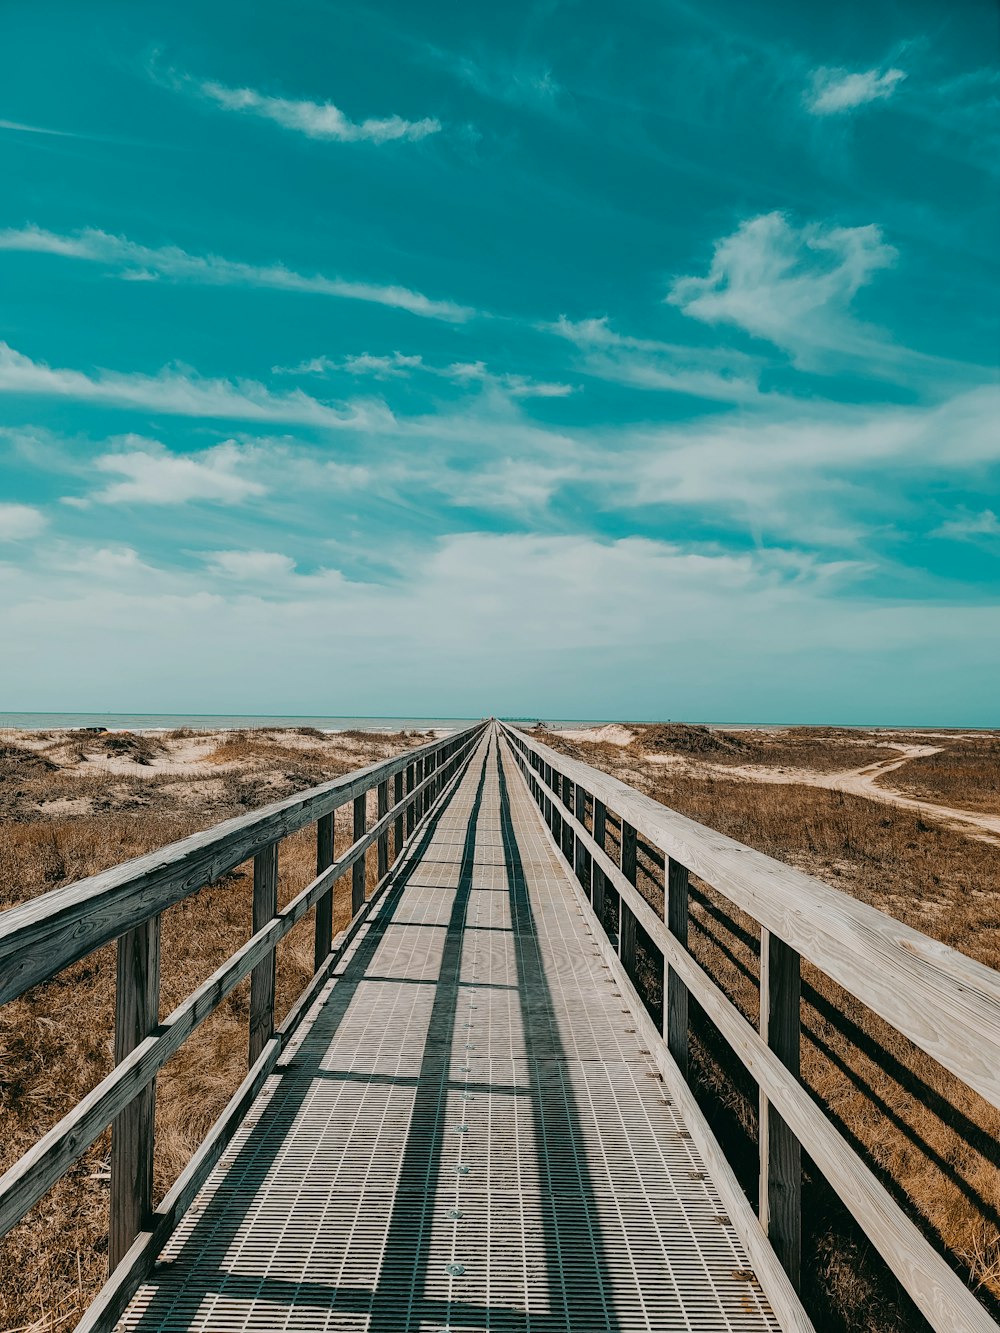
[1,0,998,722]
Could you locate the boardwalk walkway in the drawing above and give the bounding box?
[118,730,780,1332]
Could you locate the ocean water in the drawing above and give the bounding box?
[0,712,608,733]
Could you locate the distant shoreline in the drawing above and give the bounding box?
[0,712,994,734]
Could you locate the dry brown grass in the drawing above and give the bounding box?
[879,734,1000,815]
[540,729,1000,1331]
[624,722,906,773]
[0,727,417,1332]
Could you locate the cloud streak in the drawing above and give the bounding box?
[545,315,763,401]
[0,342,383,428]
[275,349,574,397]
[196,78,440,143]
[0,225,474,322]
[806,66,906,115]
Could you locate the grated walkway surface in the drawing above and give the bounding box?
[119,729,781,1332]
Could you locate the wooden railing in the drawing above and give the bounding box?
[0,721,487,1327]
[500,723,1000,1333]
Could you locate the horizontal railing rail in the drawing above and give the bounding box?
[0,720,488,1293]
[500,722,1000,1333]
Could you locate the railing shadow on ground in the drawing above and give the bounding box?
[126,734,621,1332]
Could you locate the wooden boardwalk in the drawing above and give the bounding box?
[116,731,781,1332]
[4,719,998,1332]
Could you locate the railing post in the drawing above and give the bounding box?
[666,856,689,1078]
[574,783,590,896]
[314,811,335,972]
[619,820,637,974]
[561,778,575,862]
[377,780,389,880]
[551,771,562,842]
[249,842,278,1065]
[760,928,802,1288]
[394,770,404,854]
[405,762,415,836]
[110,915,161,1270]
[415,756,425,820]
[592,799,606,925]
[352,793,366,914]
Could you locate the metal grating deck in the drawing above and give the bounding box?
[119,729,782,1332]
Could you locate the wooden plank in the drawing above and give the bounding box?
[248,843,278,1066]
[666,856,689,1078]
[0,723,486,1006]
[501,725,1000,1109]
[393,771,404,857]
[377,780,389,880]
[313,812,335,972]
[760,928,801,1288]
[109,916,160,1270]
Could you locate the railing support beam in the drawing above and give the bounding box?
[314,812,335,972]
[666,856,689,1078]
[352,794,366,914]
[110,915,161,1270]
[248,843,278,1066]
[760,928,801,1289]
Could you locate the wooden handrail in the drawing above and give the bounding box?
[0,722,487,1269]
[0,726,483,1006]
[500,725,1000,1105]
[499,723,1000,1333]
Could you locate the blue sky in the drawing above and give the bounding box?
[1,0,997,723]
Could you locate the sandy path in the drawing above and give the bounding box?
[714,745,1000,845]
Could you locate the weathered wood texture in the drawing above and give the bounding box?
[665,856,689,1078]
[760,929,802,1288]
[351,794,366,915]
[249,843,279,1066]
[313,812,335,972]
[109,917,160,1270]
[501,725,999,1333]
[501,726,1000,1109]
[0,725,484,1006]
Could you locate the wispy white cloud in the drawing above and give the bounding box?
[274,351,424,379]
[442,360,573,398]
[545,315,763,401]
[67,438,267,507]
[933,509,1000,541]
[0,225,474,322]
[0,118,81,139]
[0,341,384,429]
[806,66,906,116]
[196,78,440,143]
[275,349,574,397]
[608,384,1000,546]
[203,549,299,580]
[668,212,897,369]
[0,502,46,540]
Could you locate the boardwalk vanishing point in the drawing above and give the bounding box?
[1,721,998,1332]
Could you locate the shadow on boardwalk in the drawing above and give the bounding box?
[129,736,620,1331]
